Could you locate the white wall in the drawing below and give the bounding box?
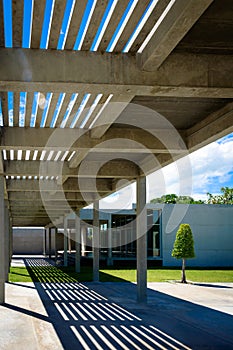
[160,204,233,267]
[13,228,44,254]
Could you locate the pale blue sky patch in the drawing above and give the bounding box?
[19,92,27,127]
[216,133,233,144]
[22,0,34,48]
[3,0,12,48]
[73,0,97,50]
[90,0,117,51]
[0,100,3,126]
[57,0,75,50]
[40,0,55,49]
[8,92,14,126]
[106,0,137,52]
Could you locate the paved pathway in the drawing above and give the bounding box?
[1,258,233,349]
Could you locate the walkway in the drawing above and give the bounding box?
[1,258,233,349]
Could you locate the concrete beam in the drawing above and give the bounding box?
[6,178,112,192]
[1,127,185,153]
[187,102,233,151]
[5,160,140,178]
[10,200,86,210]
[137,0,214,70]
[0,49,233,98]
[8,191,95,202]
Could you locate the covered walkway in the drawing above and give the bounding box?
[1,258,233,349]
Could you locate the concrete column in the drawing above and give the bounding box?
[75,211,81,273]
[81,226,86,256]
[43,228,47,256]
[68,229,72,253]
[107,217,113,266]
[0,176,5,304]
[9,220,13,265]
[136,176,147,303]
[48,227,52,259]
[4,201,9,282]
[63,217,68,267]
[93,201,100,282]
[54,227,58,263]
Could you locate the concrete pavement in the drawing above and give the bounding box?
[1,258,233,349]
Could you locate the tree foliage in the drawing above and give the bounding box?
[172,224,195,260]
[206,187,233,204]
[150,194,204,204]
[172,223,195,283]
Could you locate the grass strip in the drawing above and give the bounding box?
[9,266,233,283]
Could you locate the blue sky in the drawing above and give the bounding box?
[100,132,233,208]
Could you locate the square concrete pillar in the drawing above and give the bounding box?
[75,211,81,273]
[43,228,47,256]
[4,201,9,282]
[48,227,52,259]
[107,218,113,266]
[93,201,100,282]
[136,176,147,303]
[81,225,86,256]
[0,176,5,304]
[63,217,68,267]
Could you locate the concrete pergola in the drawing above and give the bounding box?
[0,0,233,304]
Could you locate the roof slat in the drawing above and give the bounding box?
[98,0,129,52]
[45,93,60,127]
[12,0,23,48]
[31,0,46,48]
[114,0,151,52]
[81,0,109,51]
[84,94,109,129]
[65,92,86,128]
[35,92,46,127]
[55,93,73,127]
[130,0,171,52]
[75,93,98,128]
[64,0,88,50]
[24,92,34,127]
[0,0,5,47]
[48,0,66,49]
[13,92,20,127]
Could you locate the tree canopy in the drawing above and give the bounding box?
[172,223,195,283]
[150,187,233,205]
[206,187,233,204]
[172,224,195,260]
[150,194,204,204]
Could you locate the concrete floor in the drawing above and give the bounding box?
[1,258,233,349]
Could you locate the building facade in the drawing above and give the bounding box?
[13,204,233,267]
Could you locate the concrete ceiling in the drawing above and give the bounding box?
[0,0,232,227]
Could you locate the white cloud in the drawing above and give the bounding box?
[100,133,233,207]
[148,134,233,201]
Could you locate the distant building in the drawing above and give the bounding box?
[13,204,233,267]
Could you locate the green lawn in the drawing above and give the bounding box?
[9,266,233,283]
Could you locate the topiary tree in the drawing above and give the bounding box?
[172,223,195,283]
